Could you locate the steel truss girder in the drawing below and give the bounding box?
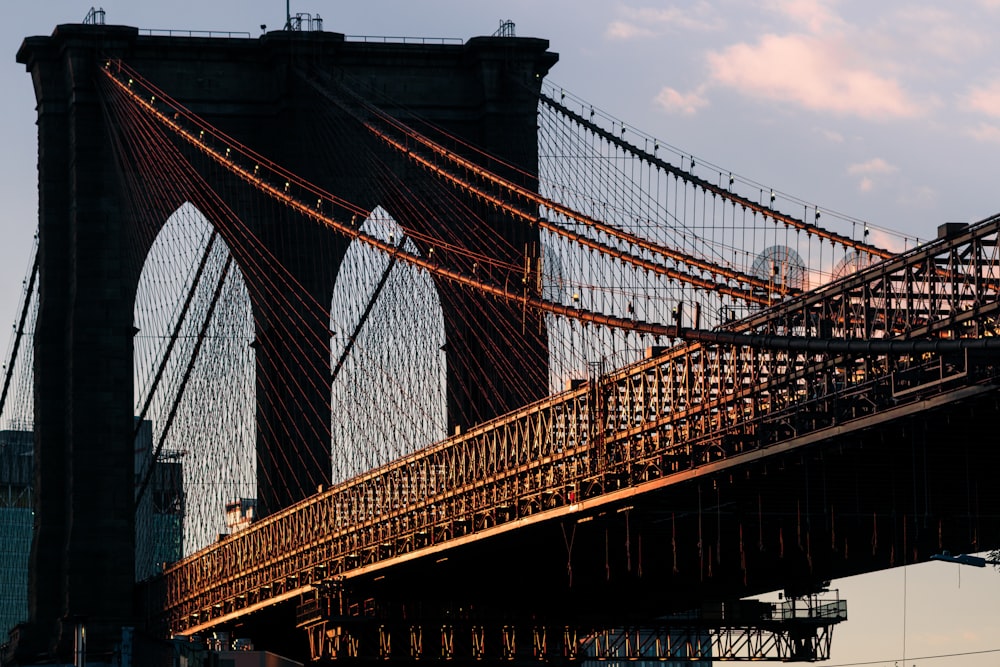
[161,353,1000,632]
[734,214,1000,341]
[585,623,836,662]
[160,217,1000,637]
[293,587,848,662]
[296,616,844,662]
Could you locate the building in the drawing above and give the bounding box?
[0,430,32,642]
[134,419,185,581]
[1,420,184,646]
[225,498,257,534]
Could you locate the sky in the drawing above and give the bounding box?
[2,1,1000,665]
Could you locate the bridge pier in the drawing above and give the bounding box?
[14,25,142,663]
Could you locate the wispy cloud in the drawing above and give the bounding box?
[898,185,937,208]
[882,7,989,66]
[847,158,898,193]
[966,122,1000,143]
[605,21,655,40]
[655,86,710,115]
[766,0,845,33]
[606,2,722,40]
[962,81,1000,118]
[847,158,897,176]
[706,34,920,119]
[817,128,845,144]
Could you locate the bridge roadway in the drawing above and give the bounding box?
[140,213,1000,660]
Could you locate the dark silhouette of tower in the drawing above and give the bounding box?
[15,23,555,662]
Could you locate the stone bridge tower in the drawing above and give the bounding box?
[14,22,556,662]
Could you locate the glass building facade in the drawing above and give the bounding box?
[0,430,32,641]
[1,421,185,644]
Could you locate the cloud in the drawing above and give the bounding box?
[655,86,710,115]
[766,0,845,33]
[963,81,1000,118]
[817,128,845,144]
[966,122,1000,143]
[868,228,907,253]
[706,33,920,119]
[606,3,722,40]
[898,185,937,208]
[883,7,986,64]
[848,158,897,194]
[847,158,897,176]
[605,21,655,40]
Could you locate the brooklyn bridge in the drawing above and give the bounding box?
[1,15,998,666]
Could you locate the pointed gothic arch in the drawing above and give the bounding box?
[133,202,255,568]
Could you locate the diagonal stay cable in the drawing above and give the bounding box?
[0,248,38,421]
[106,61,1000,356]
[135,254,233,510]
[132,230,220,441]
[306,68,778,302]
[100,62,694,337]
[331,233,408,385]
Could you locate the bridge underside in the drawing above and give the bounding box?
[184,383,999,662]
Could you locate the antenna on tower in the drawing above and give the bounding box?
[285,0,291,30]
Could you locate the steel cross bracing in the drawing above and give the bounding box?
[158,212,1000,636]
[296,617,842,662]
[291,592,846,662]
[582,622,835,662]
[730,217,1000,341]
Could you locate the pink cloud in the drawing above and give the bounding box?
[967,122,1000,143]
[605,20,655,40]
[706,33,920,119]
[847,158,897,176]
[767,0,844,33]
[655,86,710,115]
[623,5,722,32]
[606,3,722,40]
[847,158,897,194]
[963,81,1000,118]
[888,7,987,62]
[814,128,845,144]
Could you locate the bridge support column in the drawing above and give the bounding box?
[16,25,141,662]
